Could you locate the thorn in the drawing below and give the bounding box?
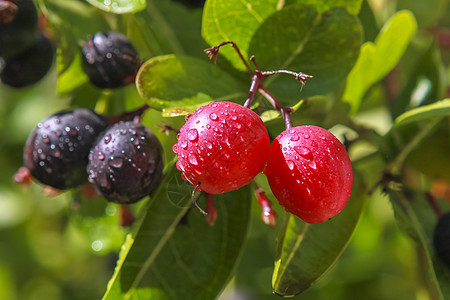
[192,182,207,215]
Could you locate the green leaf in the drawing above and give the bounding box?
[394,99,450,127]
[272,170,367,296]
[391,43,446,119]
[249,6,362,105]
[103,165,252,300]
[343,10,417,114]
[388,190,450,299]
[57,52,89,95]
[42,0,110,43]
[86,0,146,14]
[294,0,363,15]
[136,54,246,115]
[202,0,280,70]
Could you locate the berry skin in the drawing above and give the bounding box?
[173,101,270,194]
[87,121,164,204]
[0,0,39,59]
[264,125,353,224]
[23,109,108,190]
[1,33,54,87]
[81,32,140,89]
[433,212,450,268]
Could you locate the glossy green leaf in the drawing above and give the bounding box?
[294,0,363,14]
[394,99,450,127]
[136,54,247,115]
[272,170,367,296]
[343,10,417,114]
[42,0,110,43]
[86,0,146,14]
[202,0,280,70]
[249,5,362,104]
[103,165,252,300]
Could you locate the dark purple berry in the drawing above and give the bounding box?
[81,32,140,89]
[87,121,164,204]
[1,33,55,88]
[23,109,108,190]
[433,212,450,268]
[0,0,39,60]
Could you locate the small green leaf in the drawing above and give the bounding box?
[293,0,363,15]
[86,0,146,14]
[136,54,246,113]
[103,165,252,300]
[272,170,367,296]
[202,0,280,70]
[249,5,362,105]
[394,99,450,127]
[343,10,417,114]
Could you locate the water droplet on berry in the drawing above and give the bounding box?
[294,146,313,160]
[309,161,317,169]
[206,142,213,150]
[290,135,300,141]
[42,135,51,144]
[287,160,295,170]
[104,134,111,144]
[188,153,198,165]
[304,134,310,139]
[98,152,105,160]
[172,144,178,153]
[108,157,124,168]
[187,129,198,142]
[180,140,188,149]
[209,113,218,121]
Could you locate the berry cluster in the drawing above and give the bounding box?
[19,107,164,205]
[173,42,353,224]
[0,0,55,87]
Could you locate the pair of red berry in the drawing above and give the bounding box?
[173,101,353,224]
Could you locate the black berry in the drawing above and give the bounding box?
[433,212,450,268]
[0,0,39,60]
[87,121,164,204]
[1,33,55,87]
[23,109,108,190]
[81,32,140,89]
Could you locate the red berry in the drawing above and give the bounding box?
[173,101,270,194]
[264,125,353,224]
